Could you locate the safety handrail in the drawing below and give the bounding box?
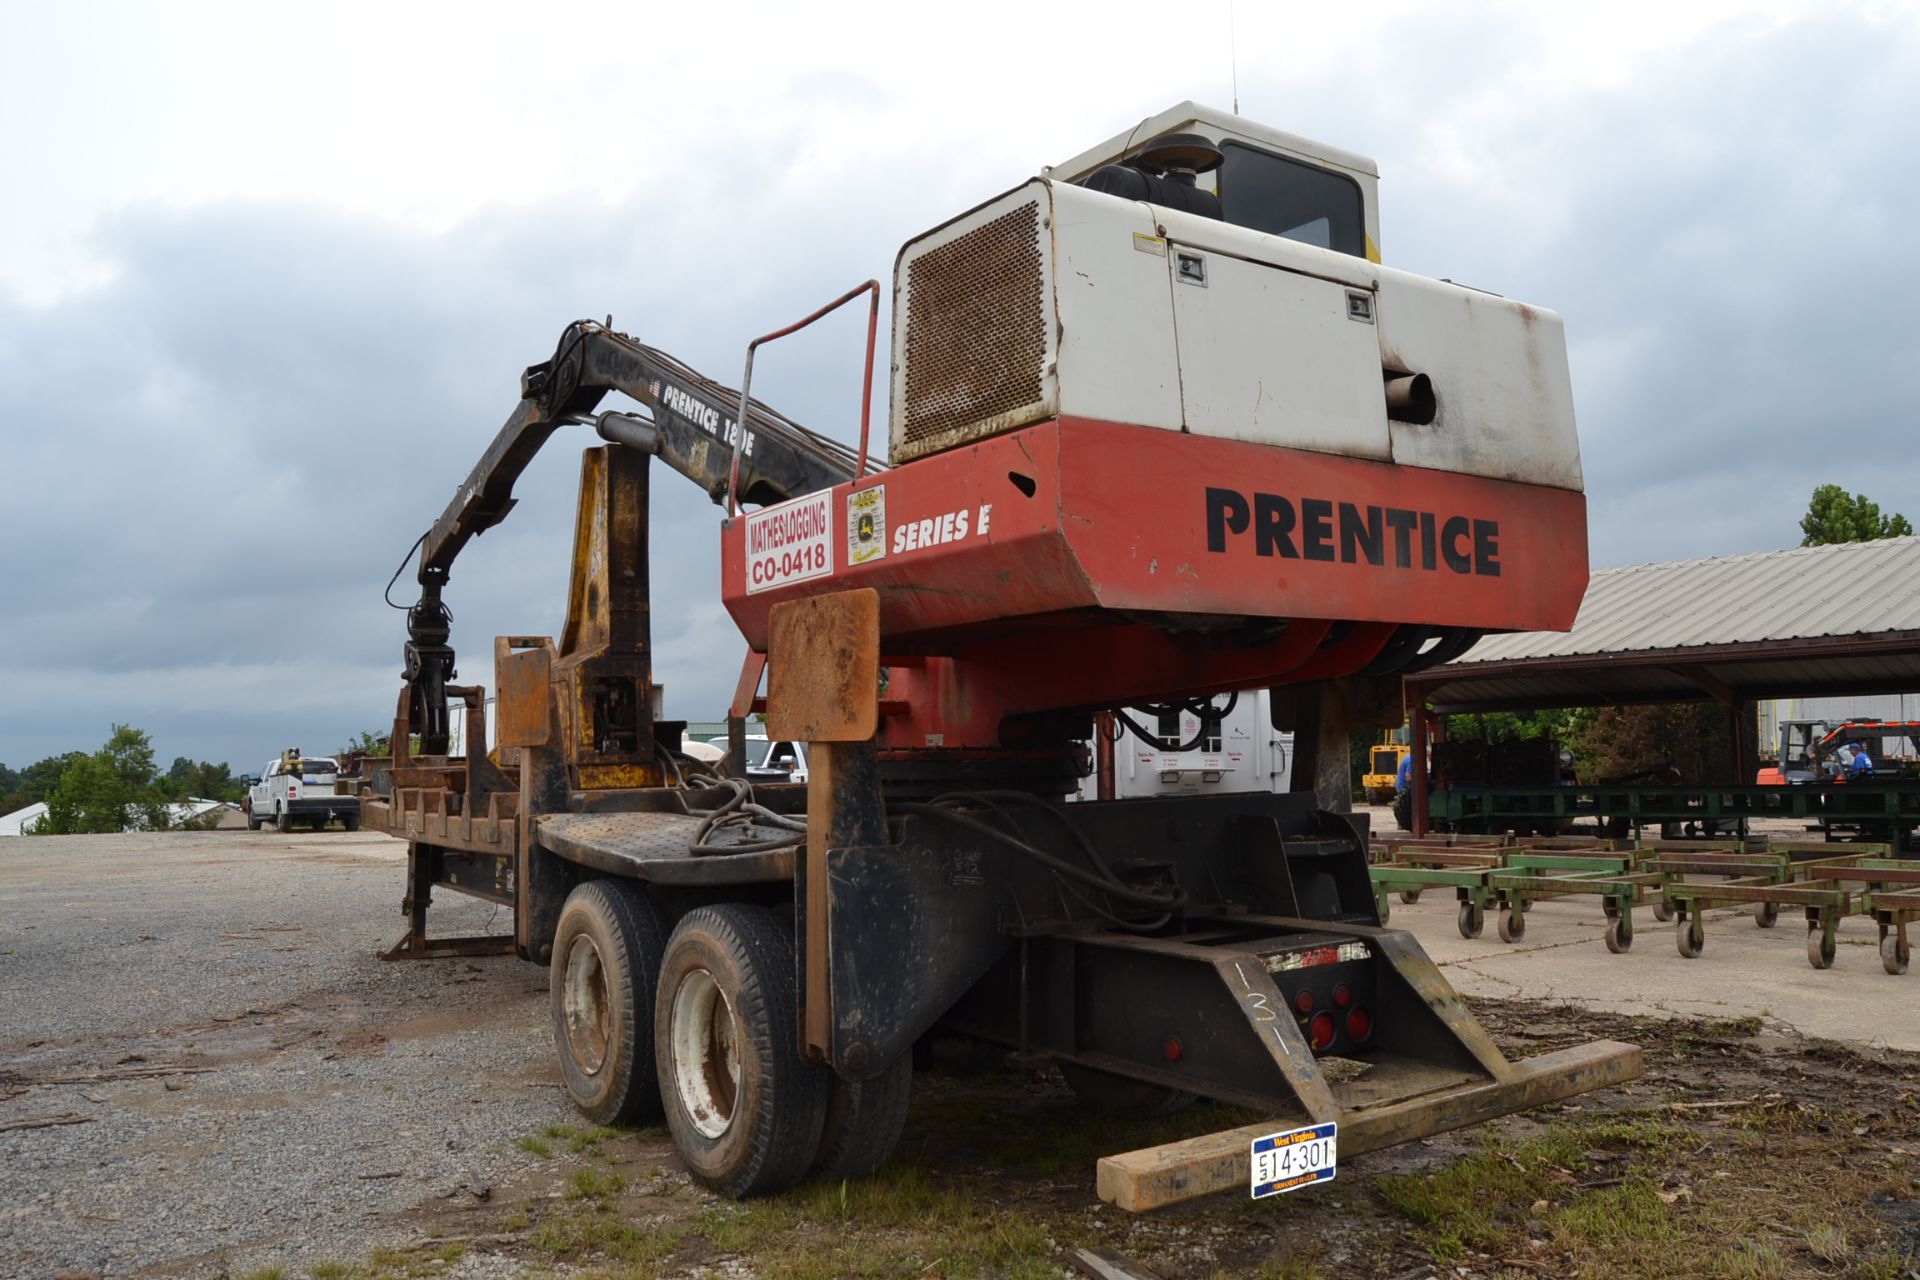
[728,279,881,516]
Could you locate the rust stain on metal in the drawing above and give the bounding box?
[495,636,554,748]
[766,589,879,742]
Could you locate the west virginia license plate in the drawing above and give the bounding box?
[1250,1121,1337,1198]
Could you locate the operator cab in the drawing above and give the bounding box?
[1048,100,1382,263]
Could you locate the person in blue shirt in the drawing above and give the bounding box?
[1396,752,1414,791]
[1849,745,1875,778]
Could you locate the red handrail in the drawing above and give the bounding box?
[727,279,881,517]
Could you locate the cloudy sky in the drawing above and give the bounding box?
[2,0,1916,773]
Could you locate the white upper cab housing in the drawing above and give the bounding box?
[887,102,1580,493]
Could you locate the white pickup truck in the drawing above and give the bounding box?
[247,753,361,833]
[704,735,810,784]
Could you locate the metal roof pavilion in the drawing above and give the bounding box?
[1410,536,1920,714]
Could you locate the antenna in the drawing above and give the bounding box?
[1229,0,1240,115]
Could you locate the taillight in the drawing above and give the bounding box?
[1346,1007,1373,1042]
[1294,989,1315,1014]
[1308,1012,1336,1050]
[1332,983,1353,1008]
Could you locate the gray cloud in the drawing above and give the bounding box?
[2,7,1917,770]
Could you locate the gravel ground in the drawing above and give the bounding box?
[0,829,569,1279]
[4,820,1908,1280]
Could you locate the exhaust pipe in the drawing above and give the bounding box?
[1385,373,1436,426]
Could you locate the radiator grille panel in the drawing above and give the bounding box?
[898,199,1048,460]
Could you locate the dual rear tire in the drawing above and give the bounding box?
[548,887,912,1197]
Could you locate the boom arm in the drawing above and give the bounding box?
[402,320,867,750]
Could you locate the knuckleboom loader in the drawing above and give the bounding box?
[369,103,1639,1209]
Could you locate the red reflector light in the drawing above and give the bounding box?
[1294,989,1315,1014]
[1333,983,1353,1008]
[1163,1036,1183,1062]
[1346,1007,1373,1042]
[1308,1011,1336,1050]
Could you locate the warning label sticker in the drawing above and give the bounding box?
[847,485,887,566]
[744,492,833,594]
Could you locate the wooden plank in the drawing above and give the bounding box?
[1070,1249,1165,1280]
[1096,1040,1642,1212]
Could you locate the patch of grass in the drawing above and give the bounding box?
[1375,1128,1574,1256]
[1374,1114,1690,1262]
[239,1268,286,1280]
[1710,1240,1787,1280]
[1804,1221,1851,1264]
[692,1197,797,1254]
[364,1242,467,1279]
[1734,1099,1866,1137]
[1708,1014,1764,1037]
[532,1210,683,1269]
[1253,1255,1326,1280]
[1853,1245,1914,1280]
[541,1121,630,1155]
[1575,1111,1692,1155]
[516,1134,554,1158]
[685,1164,1062,1280]
[567,1166,626,1201]
[1543,1176,1680,1253]
[309,1264,357,1280]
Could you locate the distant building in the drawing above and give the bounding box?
[0,803,48,836]
[0,798,236,837]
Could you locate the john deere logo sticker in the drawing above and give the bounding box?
[848,485,886,566]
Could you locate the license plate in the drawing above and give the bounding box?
[1250,1121,1337,1198]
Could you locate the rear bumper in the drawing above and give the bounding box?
[284,797,360,817]
[1096,1039,1642,1210]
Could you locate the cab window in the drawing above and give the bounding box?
[1215,142,1366,258]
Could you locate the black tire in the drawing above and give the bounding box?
[813,1051,914,1180]
[1755,902,1779,929]
[245,806,262,831]
[1059,1062,1195,1119]
[309,816,328,832]
[342,815,361,833]
[1604,917,1631,954]
[1458,902,1484,939]
[1398,889,1423,906]
[1652,900,1674,923]
[1497,910,1526,944]
[655,904,828,1197]
[275,809,292,835]
[1677,919,1702,959]
[551,880,668,1125]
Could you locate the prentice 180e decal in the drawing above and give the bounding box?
[1205,487,1501,578]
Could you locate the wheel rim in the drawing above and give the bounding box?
[670,966,740,1139]
[562,934,612,1076]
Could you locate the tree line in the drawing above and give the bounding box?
[1,725,248,835]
